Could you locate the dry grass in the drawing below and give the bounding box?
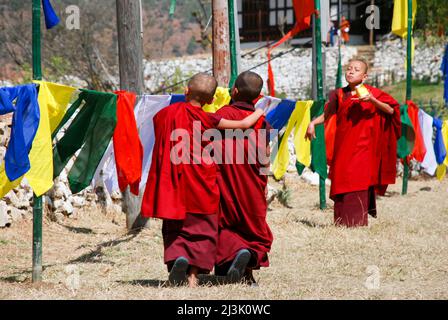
[0,176,447,300]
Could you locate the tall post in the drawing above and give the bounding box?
[402,0,413,195]
[313,0,327,210]
[212,0,231,86]
[369,0,375,46]
[336,0,343,88]
[116,0,147,230]
[32,0,43,283]
[228,0,238,88]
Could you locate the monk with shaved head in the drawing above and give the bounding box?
[306,58,401,228]
[213,71,273,286]
[142,72,266,287]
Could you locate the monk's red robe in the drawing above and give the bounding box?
[325,86,401,226]
[214,102,273,270]
[141,102,222,272]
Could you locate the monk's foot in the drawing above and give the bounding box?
[168,256,189,286]
[226,249,251,284]
[242,269,259,288]
[188,267,199,288]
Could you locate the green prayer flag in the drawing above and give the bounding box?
[310,100,328,179]
[296,162,306,175]
[397,103,415,159]
[53,90,117,194]
[336,45,343,89]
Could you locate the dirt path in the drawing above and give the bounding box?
[0,176,447,300]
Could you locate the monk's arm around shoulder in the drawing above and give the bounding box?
[216,108,264,129]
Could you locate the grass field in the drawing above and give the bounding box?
[0,175,447,300]
[382,80,447,118]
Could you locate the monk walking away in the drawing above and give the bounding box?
[141,73,265,287]
[306,59,401,228]
[214,71,273,286]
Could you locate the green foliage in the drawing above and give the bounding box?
[187,37,198,55]
[415,0,448,37]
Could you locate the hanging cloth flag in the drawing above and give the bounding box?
[203,87,231,113]
[443,120,448,167]
[391,0,417,60]
[310,100,328,179]
[265,99,297,131]
[0,84,40,182]
[418,109,437,176]
[113,91,143,195]
[406,100,426,162]
[397,103,415,159]
[42,0,60,29]
[53,90,117,194]
[93,95,172,194]
[441,44,448,105]
[170,94,185,104]
[335,45,343,89]
[25,81,76,196]
[255,95,282,116]
[272,101,313,180]
[433,117,447,181]
[267,0,315,96]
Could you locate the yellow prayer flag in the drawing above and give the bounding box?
[272,101,313,180]
[442,120,448,167]
[436,164,446,181]
[203,87,231,113]
[392,0,417,38]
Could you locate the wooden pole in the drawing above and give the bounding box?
[212,0,231,86]
[116,0,147,230]
[402,0,413,195]
[32,0,43,283]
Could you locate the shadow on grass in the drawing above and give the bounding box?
[0,275,28,283]
[68,233,138,264]
[295,219,329,229]
[59,224,96,235]
[117,275,229,288]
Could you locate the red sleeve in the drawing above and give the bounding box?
[325,89,339,117]
[206,112,223,128]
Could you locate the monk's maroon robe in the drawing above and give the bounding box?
[141,102,222,272]
[215,102,273,270]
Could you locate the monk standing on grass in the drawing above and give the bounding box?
[306,59,401,227]
[141,73,265,287]
[214,72,273,286]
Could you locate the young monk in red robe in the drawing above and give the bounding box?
[306,59,401,227]
[141,73,265,287]
[214,71,273,286]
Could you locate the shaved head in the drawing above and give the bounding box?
[348,58,369,74]
[187,73,218,105]
[234,71,264,103]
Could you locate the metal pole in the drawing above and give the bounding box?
[228,0,238,88]
[313,0,327,210]
[32,0,43,283]
[402,0,413,195]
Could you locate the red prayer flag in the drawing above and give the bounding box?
[113,91,143,196]
[267,0,315,96]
